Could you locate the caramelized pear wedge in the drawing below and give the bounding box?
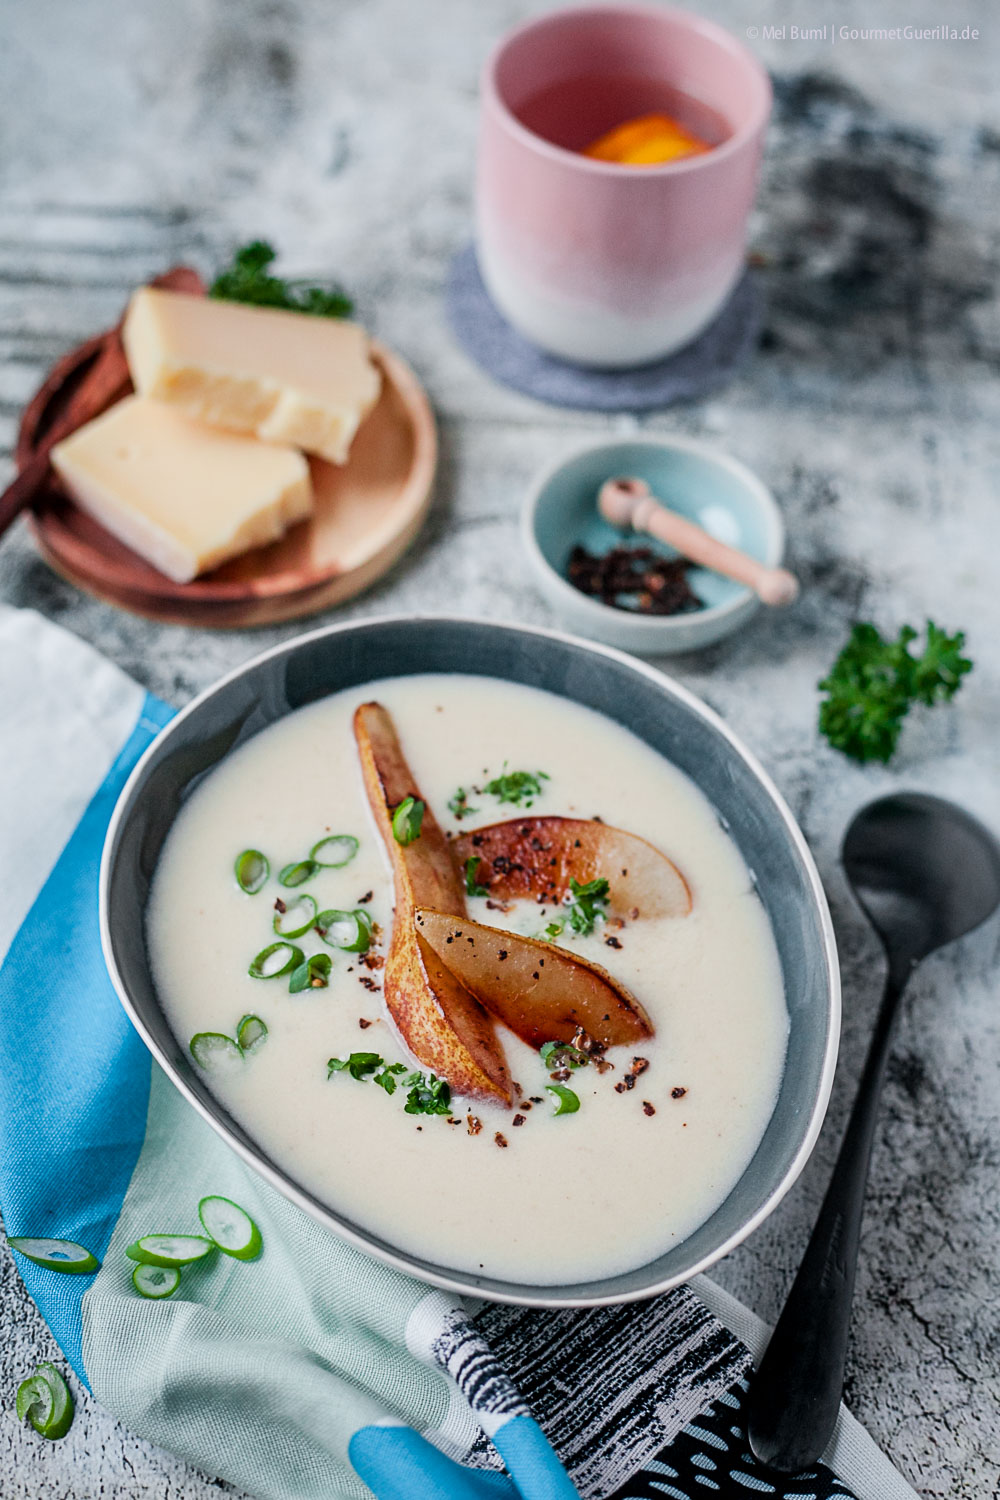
[354,703,512,1104]
[453,815,692,919]
[413,907,653,1051]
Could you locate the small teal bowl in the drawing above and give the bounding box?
[522,436,786,654]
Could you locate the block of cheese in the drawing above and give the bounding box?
[50,395,313,583]
[123,289,382,465]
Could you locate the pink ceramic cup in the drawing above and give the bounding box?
[476,4,772,368]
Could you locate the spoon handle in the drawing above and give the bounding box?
[630,495,800,607]
[746,968,906,1472]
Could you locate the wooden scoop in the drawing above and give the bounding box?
[598,476,799,607]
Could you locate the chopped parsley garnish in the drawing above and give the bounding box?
[540,1040,590,1070]
[546,1084,580,1115]
[448,787,478,821]
[464,857,489,897]
[210,240,353,319]
[326,1054,451,1115]
[327,1051,384,1081]
[403,1073,452,1116]
[373,1062,407,1096]
[391,796,425,846]
[539,920,565,942]
[565,876,610,936]
[818,620,972,764]
[481,765,550,808]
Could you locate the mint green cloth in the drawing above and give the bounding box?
[84,1068,459,1499]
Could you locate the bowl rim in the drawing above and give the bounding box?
[521,434,785,638]
[99,612,839,1307]
[482,1,774,181]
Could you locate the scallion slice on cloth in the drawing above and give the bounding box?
[272,894,317,939]
[309,834,359,868]
[125,1234,215,1267]
[131,1262,181,1299]
[198,1196,262,1260]
[236,1014,268,1053]
[278,860,319,888]
[248,941,304,979]
[16,1363,74,1439]
[316,907,372,953]
[234,849,269,894]
[546,1084,580,1115]
[189,1032,245,1071]
[7,1237,100,1274]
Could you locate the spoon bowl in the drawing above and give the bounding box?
[843,792,1000,969]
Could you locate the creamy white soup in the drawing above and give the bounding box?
[147,673,787,1285]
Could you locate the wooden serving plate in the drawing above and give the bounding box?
[16,328,437,628]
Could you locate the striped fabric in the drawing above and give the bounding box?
[472,1294,749,1495]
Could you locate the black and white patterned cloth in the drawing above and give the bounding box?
[610,1376,855,1499]
[433,1285,861,1499]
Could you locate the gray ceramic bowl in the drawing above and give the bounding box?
[100,616,839,1308]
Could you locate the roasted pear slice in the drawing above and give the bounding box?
[453,815,691,918]
[414,907,653,1051]
[354,702,512,1104]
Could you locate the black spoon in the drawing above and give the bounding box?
[747,791,1000,1473]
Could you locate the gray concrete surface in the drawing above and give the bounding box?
[1,0,999,1495]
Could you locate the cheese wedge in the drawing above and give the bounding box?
[123,288,381,465]
[50,395,313,583]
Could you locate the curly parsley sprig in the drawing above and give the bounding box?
[210,241,353,319]
[818,620,972,764]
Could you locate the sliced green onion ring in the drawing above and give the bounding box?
[288,952,332,993]
[132,1262,181,1299]
[16,1373,63,1437]
[236,1014,268,1053]
[198,1195,262,1260]
[272,893,317,939]
[309,834,359,868]
[248,941,304,979]
[234,849,269,894]
[539,1040,589,1070]
[278,860,319,888]
[316,907,373,953]
[125,1234,215,1268]
[189,1032,245,1071]
[546,1083,581,1116]
[8,1237,100,1274]
[391,796,424,846]
[16,1363,74,1439]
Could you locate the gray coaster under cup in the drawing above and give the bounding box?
[445,245,763,412]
